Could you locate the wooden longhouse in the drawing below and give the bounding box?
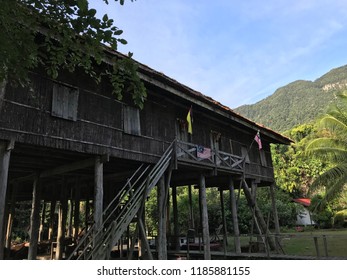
[0,47,291,260]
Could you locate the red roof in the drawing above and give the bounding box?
[293,198,311,207]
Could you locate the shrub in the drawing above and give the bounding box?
[333,209,347,228]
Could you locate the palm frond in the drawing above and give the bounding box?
[317,115,347,139]
[306,138,347,162]
[309,163,347,193]
[312,175,347,211]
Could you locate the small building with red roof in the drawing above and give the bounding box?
[293,198,315,226]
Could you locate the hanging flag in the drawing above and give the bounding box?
[254,131,262,150]
[197,145,211,159]
[186,106,193,134]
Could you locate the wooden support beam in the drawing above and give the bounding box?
[0,140,14,260]
[55,182,68,260]
[157,176,168,260]
[219,188,228,255]
[172,186,180,251]
[73,186,80,242]
[199,174,211,260]
[93,157,103,259]
[11,154,109,184]
[28,176,42,260]
[270,183,281,252]
[242,179,276,251]
[67,199,74,238]
[39,201,47,242]
[93,156,103,231]
[138,216,152,260]
[229,178,241,254]
[48,200,56,242]
[85,199,90,230]
[5,184,17,249]
[188,185,195,229]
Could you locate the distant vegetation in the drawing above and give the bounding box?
[235,65,347,132]
[235,65,347,230]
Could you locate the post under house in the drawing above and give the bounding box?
[157,176,168,260]
[229,178,241,254]
[28,176,41,260]
[199,174,211,260]
[0,140,13,260]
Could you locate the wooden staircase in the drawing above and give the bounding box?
[67,141,174,260]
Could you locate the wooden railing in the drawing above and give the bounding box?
[175,140,244,173]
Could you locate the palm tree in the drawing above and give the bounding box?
[306,92,347,209]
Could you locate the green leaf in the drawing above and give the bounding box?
[77,0,88,12]
[118,38,127,45]
[88,8,97,17]
[114,29,123,36]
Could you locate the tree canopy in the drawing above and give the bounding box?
[306,92,347,208]
[0,0,146,108]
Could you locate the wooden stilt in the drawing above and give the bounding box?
[166,189,171,241]
[229,179,241,254]
[5,184,17,250]
[67,198,74,238]
[138,216,152,260]
[73,186,80,242]
[85,199,90,229]
[199,174,211,260]
[219,187,228,256]
[188,185,195,229]
[28,176,42,260]
[93,156,103,259]
[172,186,180,251]
[39,201,47,242]
[157,176,168,259]
[55,182,68,260]
[0,140,14,260]
[48,200,56,242]
[126,226,130,256]
[269,183,281,252]
[242,179,276,250]
[94,156,103,230]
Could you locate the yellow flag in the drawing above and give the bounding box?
[186,107,193,134]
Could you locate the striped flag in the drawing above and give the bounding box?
[254,131,262,150]
[197,145,211,159]
[186,106,193,134]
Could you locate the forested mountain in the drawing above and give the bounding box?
[234,65,347,132]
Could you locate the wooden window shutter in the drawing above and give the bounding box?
[52,82,79,121]
[123,105,141,135]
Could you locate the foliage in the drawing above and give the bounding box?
[333,209,347,228]
[11,202,32,243]
[144,185,299,237]
[271,123,326,196]
[309,194,333,228]
[0,0,147,108]
[256,188,299,228]
[306,92,347,207]
[235,65,347,132]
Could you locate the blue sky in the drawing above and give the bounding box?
[90,0,347,108]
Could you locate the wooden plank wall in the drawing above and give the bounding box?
[0,70,275,181]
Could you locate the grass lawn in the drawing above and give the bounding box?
[280,228,347,257]
[227,228,347,258]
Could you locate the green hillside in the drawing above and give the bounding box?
[234,65,347,132]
